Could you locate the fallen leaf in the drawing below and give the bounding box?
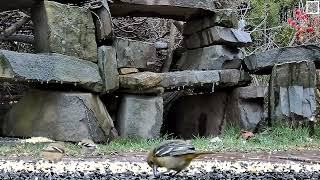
[241,130,254,140]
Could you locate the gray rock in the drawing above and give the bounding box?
[183,10,238,35]
[109,0,216,21]
[118,87,164,95]
[238,86,265,99]
[316,70,320,86]
[219,69,251,87]
[176,45,244,70]
[0,50,103,92]
[117,95,163,138]
[244,45,320,74]
[115,37,156,69]
[269,61,316,126]
[31,1,97,62]
[119,70,251,91]
[119,71,219,91]
[1,90,118,142]
[119,68,139,75]
[98,46,119,93]
[184,26,252,49]
[119,72,162,90]
[91,0,113,42]
[226,86,265,131]
[161,70,220,89]
[154,41,168,50]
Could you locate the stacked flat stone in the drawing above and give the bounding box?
[0,0,258,140]
[0,0,118,142]
[165,10,260,138]
[178,10,252,71]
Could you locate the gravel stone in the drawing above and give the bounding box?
[0,159,320,179]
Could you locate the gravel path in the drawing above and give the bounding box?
[1,154,320,179]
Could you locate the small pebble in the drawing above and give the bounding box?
[0,159,319,179]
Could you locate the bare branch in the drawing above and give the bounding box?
[3,12,30,37]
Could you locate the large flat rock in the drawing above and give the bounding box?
[184,26,252,49]
[31,1,97,62]
[109,0,216,21]
[244,45,320,74]
[117,95,163,138]
[115,37,156,69]
[1,90,118,142]
[119,70,251,91]
[269,61,316,126]
[176,45,244,70]
[226,86,265,131]
[183,10,238,36]
[0,0,39,11]
[0,50,103,92]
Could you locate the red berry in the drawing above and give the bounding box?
[295,8,302,17]
[306,27,315,33]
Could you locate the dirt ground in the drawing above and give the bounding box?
[1,149,319,165]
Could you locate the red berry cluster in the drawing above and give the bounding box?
[287,8,317,41]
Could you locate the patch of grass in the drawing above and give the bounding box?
[192,123,318,152]
[1,123,320,157]
[96,137,167,155]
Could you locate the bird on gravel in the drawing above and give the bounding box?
[78,138,97,156]
[146,139,215,177]
[40,142,65,162]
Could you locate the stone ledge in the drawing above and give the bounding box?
[244,45,320,75]
[119,70,251,92]
[176,45,244,70]
[184,26,252,49]
[0,50,103,92]
[109,0,216,21]
[183,10,238,35]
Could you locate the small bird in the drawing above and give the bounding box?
[146,139,215,177]
[78,138,97,156]
[40,142,65,162]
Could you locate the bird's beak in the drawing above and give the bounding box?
[152,164,158,177]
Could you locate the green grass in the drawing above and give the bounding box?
[1,123,320,158]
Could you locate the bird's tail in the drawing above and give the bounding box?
[183,151,215,161]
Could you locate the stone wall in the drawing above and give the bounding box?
[0,0,317,141]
